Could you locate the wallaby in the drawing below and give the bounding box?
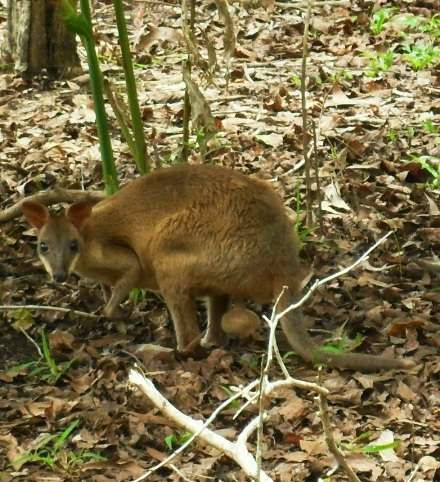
[21,164,414,371]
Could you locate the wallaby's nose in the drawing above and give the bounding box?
[54,272,68,283]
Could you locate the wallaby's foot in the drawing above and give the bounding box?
[102,304,129,320]
[177,334,207,359]
[201,331,228,348]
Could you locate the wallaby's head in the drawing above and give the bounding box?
[21,201,94,283]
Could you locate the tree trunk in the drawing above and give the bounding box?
[2,0,81,79]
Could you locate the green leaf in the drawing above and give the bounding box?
[53,420,80,453]
[60,0,91,38]
[164,434,175,451]
[363,441,399,453]
[10,308,34,330]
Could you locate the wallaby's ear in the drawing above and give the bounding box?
[21,201,50,230]
[66,202,94,229]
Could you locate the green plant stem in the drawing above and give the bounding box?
[112,0,148,174]
[80,0,92,24]
[79,0,118,194]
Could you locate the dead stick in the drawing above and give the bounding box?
[300,0,313,228]
[0,188,105,223]
[318,372,361,482]
[0,304,99,319]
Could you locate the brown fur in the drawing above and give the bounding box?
[22,165,414,371]
[221,305,261,339]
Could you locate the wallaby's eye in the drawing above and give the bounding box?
[39,242,49,253]
[69,240,79,252]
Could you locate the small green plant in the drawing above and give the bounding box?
[386,129,398,142]
[411,155,440,188]
[366,49,394,77]
[422,14,440,38]
[7,330,74,384]
[11,421,106,470]
[219,385,242,409]
[293,184,314,245]
[343,431,400,454]
[320,333,365,356]
[405,126,416,140]
[330,69,353,83]
[370,7,395,35]
[400,13,440,38]
[423,120,439,135]
[8,307,34,330]
[129,288,149,304]
[399,14,422,31]
[164,431,193,451]
[282,351,299,361]
[329,145,339,161]
[195,128,208,150]
[402,41,440,70]
[290,74,301,87]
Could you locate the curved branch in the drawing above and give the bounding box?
[0,188,105,223]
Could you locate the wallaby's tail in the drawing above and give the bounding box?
[277,289,415,372]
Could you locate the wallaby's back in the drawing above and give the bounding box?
[86,165,302,301]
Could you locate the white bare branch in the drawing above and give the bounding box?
[128,231,392,480]
[129,370,273,482]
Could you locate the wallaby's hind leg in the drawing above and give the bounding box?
[201,295,230,348]
[160,286,201,351]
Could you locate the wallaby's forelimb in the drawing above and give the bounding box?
[0,188,105,223]
[102,267,142,318]
[278,293,415,372]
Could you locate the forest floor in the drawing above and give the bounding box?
[0,0,439,481]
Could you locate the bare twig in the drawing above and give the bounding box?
[406,461,422,482]
[311,118,323,235]
[318,370,361,482]
[0,304,99,319]
[19,327,43,358]
[256,356,266,480]
[276,0,349,7]
[300,0,313,228]
[276,231,393,321]
[104,78,137,156]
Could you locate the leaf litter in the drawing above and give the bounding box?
[0,0,439,481]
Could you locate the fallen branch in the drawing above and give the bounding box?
[319,378,361,482]
[0,188,105,223]
[129,360,329,481]
[129,370,273,482]
[0,304,99,319]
